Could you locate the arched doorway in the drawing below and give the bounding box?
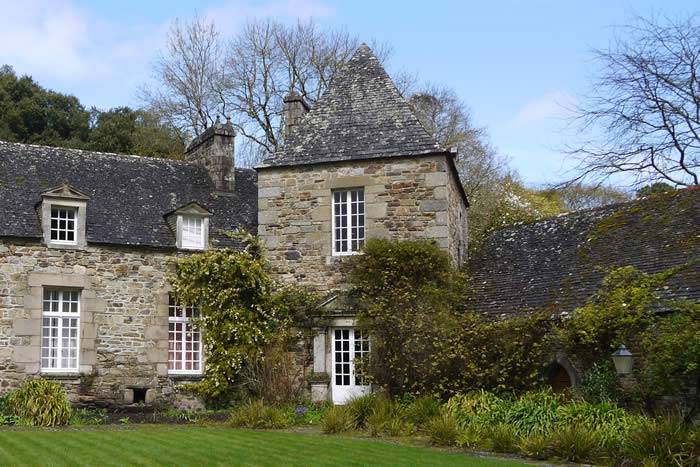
[548,362,573,392]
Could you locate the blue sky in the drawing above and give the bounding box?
[0,0,696,186]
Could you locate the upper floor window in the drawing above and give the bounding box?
[50,206,77,244]
[41,289,80,372]
[181,216,205,250]
[168,296,202,375]
[332,188,365,255]
[40,184,89,249]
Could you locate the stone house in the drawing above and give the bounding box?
[0,44,467,405]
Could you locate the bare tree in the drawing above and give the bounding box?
[408,85,507,197]
[141,18,225,135]
[144,18,400,166]
[569,15,700,187]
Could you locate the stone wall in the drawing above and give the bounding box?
[257,155,468,291]
[0,239,198,405]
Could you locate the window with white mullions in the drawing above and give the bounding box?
[181,216,204,250]
[50,207,77,244]
[168,296,202,374]
[332,188,365,255]
[41,289,80,372]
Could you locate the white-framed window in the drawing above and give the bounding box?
[50,206,78,244]
[41,289,80,372]
[180,216,205,250]
[168,296,202,374]
[332,188,365,255]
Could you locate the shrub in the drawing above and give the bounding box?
[404,395,441,426]
[345,394,380,429]
[320,405,355,434]
[501,390,562,436]
[517,433,549,460]
[576,361,621,404]
[622,416,695,466]
[8,379,71,426]
[365,398,414,437]
[556,400,641,447]
[456,426,487,450]
[445,390,505,427]
[228,400,289,429]
[284,402,329,426]
[545,425,603,463]
[481,423,518,453]
[426,412,461,446]
[69,408,108,426]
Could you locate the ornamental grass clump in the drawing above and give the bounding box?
[621,416,696,466]
[481,423,519,454]
[345,394,380,429]
[425,411,461,447]
[365,398,414,437]
[320,405,355,434]
[8,378,72,427]
[544,425,604,464]
[404,395,441,426]
[228,400,289,429]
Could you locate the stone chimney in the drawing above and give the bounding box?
[185,117,235,192]
[282,91,310,138]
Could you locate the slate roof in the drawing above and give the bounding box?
[468,189,700,315]
[0,141,257,248]
[261,44,448,168]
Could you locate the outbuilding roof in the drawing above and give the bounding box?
[468,189,700,315]
[0,141,257,248]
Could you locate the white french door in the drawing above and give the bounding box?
[332,328,370,404]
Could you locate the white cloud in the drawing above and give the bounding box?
[0,0,334,106]
[512,91,576,129]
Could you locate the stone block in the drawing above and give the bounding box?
[144,325,167,341]
[366,202,387,218]
[13,345,39,363]
[420,199,447,212]
[258,186,281,198]
[424,172,445,187]
[311,382,329,402]
[146,347,167,364]
[13,319,40,336]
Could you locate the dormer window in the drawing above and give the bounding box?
[40,184,89,249]
[167,202,211,251]
[181,216,205,250]
[50,206,77,244]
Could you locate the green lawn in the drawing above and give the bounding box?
[0,425,528,466]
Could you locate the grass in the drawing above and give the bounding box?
[0,425,528,466]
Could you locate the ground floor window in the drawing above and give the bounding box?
[168,296,202,374]
[41,289,80,371]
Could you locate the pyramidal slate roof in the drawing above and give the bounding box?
[468,189,700,316]
[262,44,447,167]
[0,141,257,248]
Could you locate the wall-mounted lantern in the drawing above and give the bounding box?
[611,344,634,375]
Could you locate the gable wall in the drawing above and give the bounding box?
[257,155,465,292]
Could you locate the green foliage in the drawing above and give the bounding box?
[283,402,329,426]
[320,405,355,434]
[0,66,183,158]
[425,412,461,446]
[622,416,697,466]
[637,182,676,198]
[349,238,467,396]
[556,401,643,448]
[516,433,549,459]
[228,400,289,429]
[557,265,700,406]
[8,378,72,426]
[170,237,320,403]
[366,399,415,437]
[544,425,603,463]
[69,408,109,426]
[576,361,621,404]
[87,106,184,158]
[404,396,441,426]
[345,394,380,429]
[480,423,519,453]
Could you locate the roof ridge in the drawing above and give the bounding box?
[491,188,696,233]
[0,140,192,165]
